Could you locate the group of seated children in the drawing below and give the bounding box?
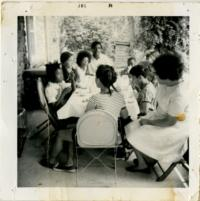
[40,46,159,173]
[42,38,190,176]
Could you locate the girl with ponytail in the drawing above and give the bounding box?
[85,65,129,121]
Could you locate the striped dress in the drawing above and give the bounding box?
[87,91,126,121]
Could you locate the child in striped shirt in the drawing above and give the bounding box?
[86,65,129,121]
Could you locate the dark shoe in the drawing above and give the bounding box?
[126,165,151,174]
[53,164,76,173]
[63,165,76,173]
[132,159,139,167]
[39,158,58,169]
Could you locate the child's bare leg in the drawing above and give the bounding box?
[133,148,148,169]
[66,142,74,166]
[49,135,63,164]
[49,129,73,164]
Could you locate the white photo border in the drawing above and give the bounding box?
[1,1,200,201]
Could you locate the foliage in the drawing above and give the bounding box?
[136,17,189,55]
[59,17,133,59]
[60,17,110,56]
[59,16,189,65]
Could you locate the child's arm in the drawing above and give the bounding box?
[139,101,148,115]
[139,114,177,127]
[85,97,96,112]
[68,70,76,91]
[50,87,73,111]
[138,87,154,115]
[120,107,133,124]
[51,71,76,110]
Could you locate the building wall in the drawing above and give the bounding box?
[17,16,61,108]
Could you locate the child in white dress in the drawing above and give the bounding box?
[41,62,77,172]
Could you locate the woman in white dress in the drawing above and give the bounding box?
[125,52,189,173]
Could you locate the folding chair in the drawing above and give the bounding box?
[151,139,189,186]
[36,77,76,159]
[37,77,76,130]
[37,77,58,129]
[75,110,120,186]
[29,118,50,139]
[28,77,50,139]
[30,77,74,138]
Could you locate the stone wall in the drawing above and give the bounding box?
[17,16,28,108]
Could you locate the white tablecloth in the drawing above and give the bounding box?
[57,75,140,120]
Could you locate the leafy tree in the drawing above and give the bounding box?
[60,17,112,55]
[59,16,133,60]
[136,17,189,55]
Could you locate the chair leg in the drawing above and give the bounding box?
[76,148,117,186]
[29,120,51,139]
[150,161,165,179]
[114,147,118,187]
[75,146,79,187]
[18,128,27,157]
[36,119,49,129]
[180,159,189,171]
[118,118,127,158]
[151,164,160,179]
[153,159,189,184]
[156,162,178,182]
[75,136,79,187]
[81,149,107,173]
[174,167,189,187]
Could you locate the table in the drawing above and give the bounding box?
[57,75,140,120]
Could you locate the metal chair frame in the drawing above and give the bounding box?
[151,139,189,186]
[75,110,119,187]
[36,77,76,160]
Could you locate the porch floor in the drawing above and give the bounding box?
[18,110,188,187]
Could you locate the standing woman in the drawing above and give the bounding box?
[125,52,189,172]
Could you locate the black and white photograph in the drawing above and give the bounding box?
[17,16,189,187]
[1,1,200,201]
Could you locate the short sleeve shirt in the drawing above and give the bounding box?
[87,91,126,121]
[137,82,156,111]
[87,54,113,75]
[156,82,188,117]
